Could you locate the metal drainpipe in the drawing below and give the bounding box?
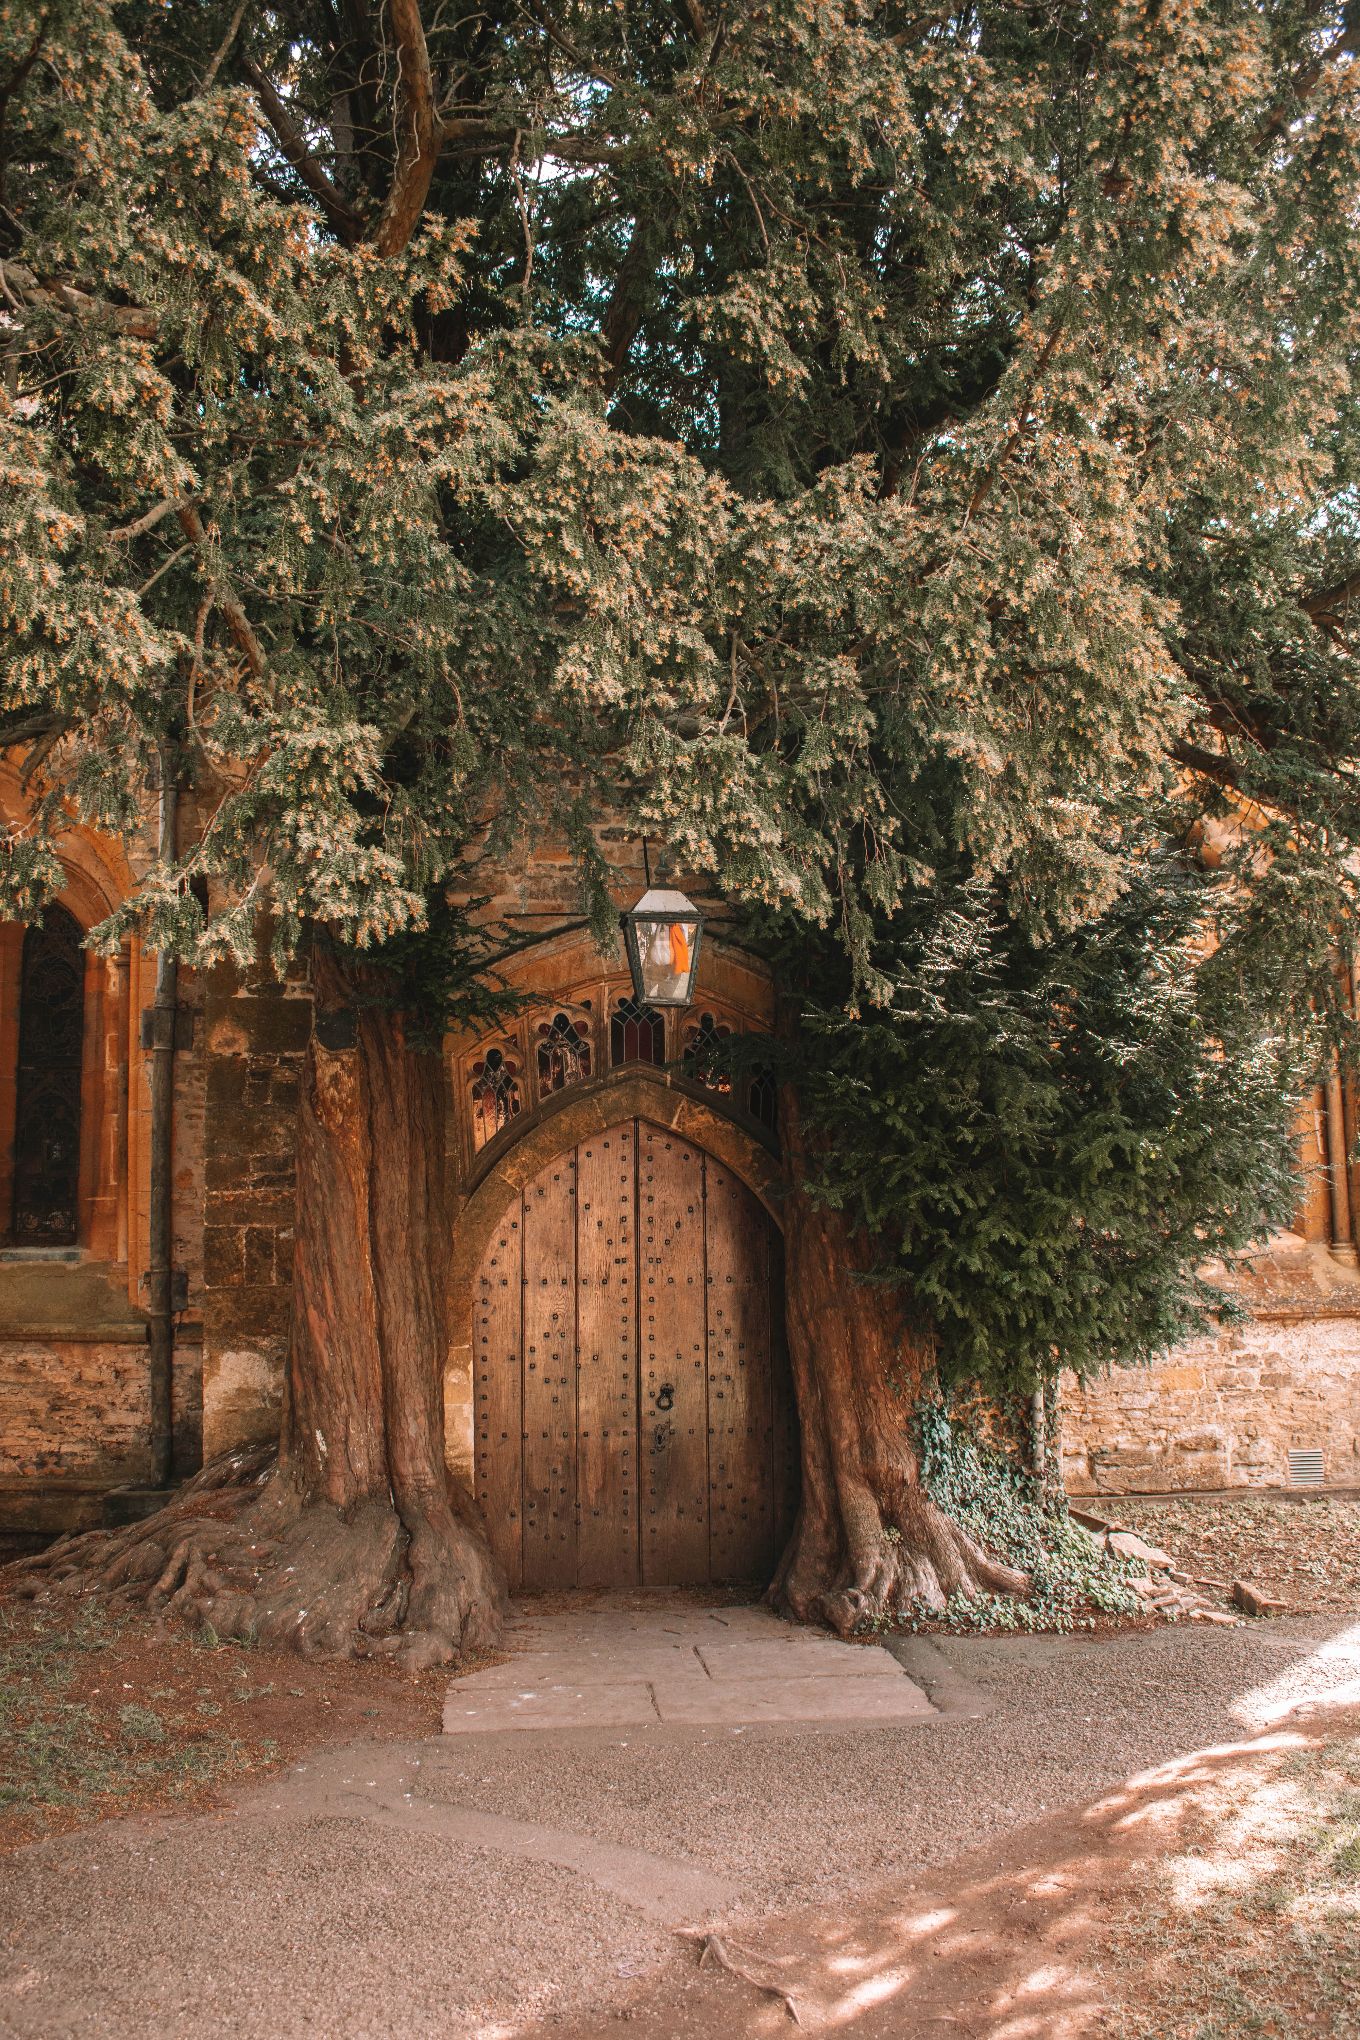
[146,761,179,1489]
[1325,1062,1358,1267]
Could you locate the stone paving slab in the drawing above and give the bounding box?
[694,1638,893,1679]
[650,1672,935,1725]
[443,1681,659,1732]
[453,1648,708,1688]
[443,1600,935,1733]
[502,1605,780,1644]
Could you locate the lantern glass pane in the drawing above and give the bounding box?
[635,916,697,1004]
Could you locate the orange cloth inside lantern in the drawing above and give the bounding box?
[668,923,691,974]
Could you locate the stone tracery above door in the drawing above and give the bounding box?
[449,951,777,1181]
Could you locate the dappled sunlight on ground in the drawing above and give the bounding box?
[1232,1616,1360,1726]
[538,1635,1360,2038]
[1098,1705,1360,2039]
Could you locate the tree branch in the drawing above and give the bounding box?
[371,0,443,258]
[0,709,69,751]
[111,496,185,542]
[176,504,266,681]
[1258,7,1360,147]
[523,3,623,88]
[242,58,365,243]
[1170,737,1245,793]
[0,260,158,340]
[676,0,708,44]
[964,315,1064,520]
[198,0,249,95]
[600,216,653,393]
[1303,566,1360,638]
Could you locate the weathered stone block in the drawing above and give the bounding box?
[203,1225,245,1286]
[203,1187,295,1228]
[219,996,312,1056]
[206,1058,250,1112]
[243,1227,277,1286]
[1156,1366,1207,1392]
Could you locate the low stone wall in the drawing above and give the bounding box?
[1061,1310,1360,1493]
[0,1330,202,1542]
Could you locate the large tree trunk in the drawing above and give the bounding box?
[770,1091,1027,1636]
[4,945,506,1668]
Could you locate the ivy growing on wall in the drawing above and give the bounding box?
[903,1396,1145,1634]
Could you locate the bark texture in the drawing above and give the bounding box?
[4,946,506,1668]
[770,1090,1027,1635]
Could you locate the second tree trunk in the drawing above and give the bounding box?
[770,1092,1027,1634]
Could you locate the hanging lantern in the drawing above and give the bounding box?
[621,888,704,1007]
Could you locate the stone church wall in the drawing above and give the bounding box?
[1062,1283,1360,1494]
[198,961,312,1461]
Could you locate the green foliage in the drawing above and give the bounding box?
[4,0,1360,1401]
[7,0,1360,975]
[911,1398,1144,1631]
[787,850,1311,1387]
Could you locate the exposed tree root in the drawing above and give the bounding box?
[0,1443,504,1669]
[683,1930,805,2027]
[771,1478,1028,1637]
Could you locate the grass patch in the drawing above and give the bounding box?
[1102,1723,1360,2038]
[0,1603,257,1833]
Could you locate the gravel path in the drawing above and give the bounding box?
[2,1611,1357,2038]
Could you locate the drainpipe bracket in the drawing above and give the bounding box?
[140,1007,194,1052]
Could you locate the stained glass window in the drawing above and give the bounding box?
[470,1046,521,1151]
[610,996,664,1066]
[12,904,84,1245]
[536,1010,593,1095]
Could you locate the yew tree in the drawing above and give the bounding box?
[3,0,1360,1651]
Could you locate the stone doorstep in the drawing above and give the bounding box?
[455,1648,717,1687]
[445,1602,937,1733]
[454,1642,897,1689]
[442,1670,934,1734]
[443,1682,660,1732]
[695,1639,897,1679]
[503,1604,783,1638]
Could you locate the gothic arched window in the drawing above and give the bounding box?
[681,1010,734,1095]
[610,996,664,1067]
[746,1067,778,1133]
[469,1046,521,1152]
[12,904,85,1246]
[535,1010,592,1097]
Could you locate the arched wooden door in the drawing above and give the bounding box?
[473,1118,798,1590]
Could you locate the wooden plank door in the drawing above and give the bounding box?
[638,1126,710,1586]
[472,1115,797,1591]
[705,1156,778,1584]
[520,1151,577,1586]
[575,1124,639,1586]
[472,1200,523,1587]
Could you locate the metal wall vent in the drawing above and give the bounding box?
[1287,1447,1325,1488]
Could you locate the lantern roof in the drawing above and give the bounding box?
[627,888,700,917]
